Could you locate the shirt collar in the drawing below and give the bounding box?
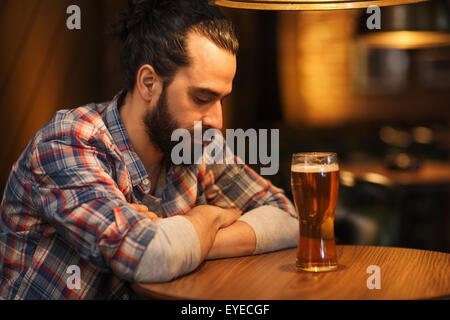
[103,91,149,188]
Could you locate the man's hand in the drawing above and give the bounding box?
[185,205,242,229]
[206,221,256,260]
[182,205,242,261]
[211,206,242,229]
[130,204,162,223]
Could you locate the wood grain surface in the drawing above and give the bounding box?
[132,245,450,300]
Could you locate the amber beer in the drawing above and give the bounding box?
[291,153,339,272]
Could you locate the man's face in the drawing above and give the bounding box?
[144,31,237,159]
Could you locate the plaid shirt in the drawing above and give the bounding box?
[0,92,296,300]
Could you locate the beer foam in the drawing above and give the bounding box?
[291,163,339,173]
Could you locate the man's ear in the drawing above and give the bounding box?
[135,64,159,103]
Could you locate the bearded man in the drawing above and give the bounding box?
[0,0,298,300]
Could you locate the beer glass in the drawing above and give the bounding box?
[291,152,339,272]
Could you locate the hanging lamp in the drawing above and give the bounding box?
[213,0,428,11]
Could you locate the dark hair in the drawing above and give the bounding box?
[114,0,239,91]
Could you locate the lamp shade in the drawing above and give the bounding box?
[213,0,428,11]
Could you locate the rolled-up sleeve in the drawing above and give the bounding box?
[238,205,298,254]
[133,216,201,283]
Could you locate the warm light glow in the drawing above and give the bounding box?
[379,126,412,147]
[413,127,434,144]
[213,0,427,10]
[357,31,450,50]
[340,171,356,187]
[278,10,360,126]
[278,7,450,127]
[363,173,393,186]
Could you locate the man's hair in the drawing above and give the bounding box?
[114,0,239,90]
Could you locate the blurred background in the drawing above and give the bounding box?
[0,0,449,252]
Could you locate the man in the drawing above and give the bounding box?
[0,0,298,299]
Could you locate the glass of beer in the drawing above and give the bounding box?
[291,152,339,272]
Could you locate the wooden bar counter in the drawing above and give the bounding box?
[132,245,450,300]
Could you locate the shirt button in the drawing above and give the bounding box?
[122,293,130,300]
[142,179,150,186]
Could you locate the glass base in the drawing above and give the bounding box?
[296,264,338,272]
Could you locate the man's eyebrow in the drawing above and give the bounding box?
[189,87,231,98]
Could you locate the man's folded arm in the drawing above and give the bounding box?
[205,163,299,258]
[30,135,220,283]
[32,140,215,283]
[237,205,298,254]
[134,205,241,283]
[133,216,202,283]
[30,138,161,281]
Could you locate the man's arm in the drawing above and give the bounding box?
[203,163,299,259]
[29,137,157,281]
[133,205,241,283]
[206,206,299,260]
[182,205,241,261]
[206,221,256,260]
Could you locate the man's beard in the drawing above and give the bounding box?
[143,84,213,165]
[144,84,180,162]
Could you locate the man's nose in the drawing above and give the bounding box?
[202,101,223,131]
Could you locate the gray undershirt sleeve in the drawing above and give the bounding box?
[238,205,299,254]
[133,205,298,282]
[133,215,201,283]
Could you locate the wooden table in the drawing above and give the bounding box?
[132,245,450,300]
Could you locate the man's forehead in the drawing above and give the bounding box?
[180,32,237,87]
[188,86,232,98]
